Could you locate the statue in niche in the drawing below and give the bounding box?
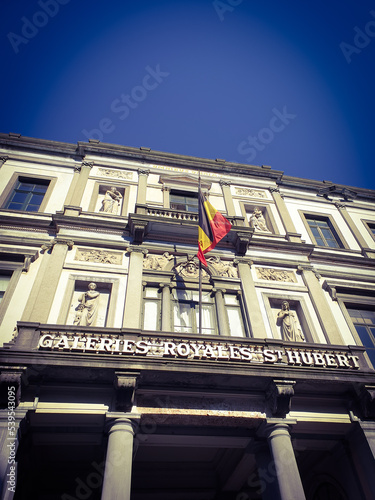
[143,252,173,270]
[100,186,122,214]
[73,283,100,326]
[208,256,237,278]
[249,207,271,233]
[276,301,305,342]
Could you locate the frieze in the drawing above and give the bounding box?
[256,267,296,283]
[98,168,133,180]
[235,188,267,199]
[38,333,361,370]
[143,252,173,270]
[208,256,238,278]
[75,248,122,265]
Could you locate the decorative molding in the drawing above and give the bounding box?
[143,252,173,270]
[256,267,296,283]
[0,368,26,407]
[22,251,39,273]
[82,161,94,169]
[235,187,267,198]
[356,384,375,419]
[322,281,337,301]
[75,248,123,265]
[266,379,296,417]
[41,239,74,253]
[175,260,209,279]
[0,156,9,166]
[207,256,238,278]
[98,168,133,180]
[318,185,357,201]
[219,180,231,187]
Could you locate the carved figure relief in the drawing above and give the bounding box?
[276,301,305,342]
[256,267,296,283]
[208,256,238,278]
[75,249,122,265]
[98,168,132,180]
[73,283,100,326]
[99,187,123,214]
[235,188,266,199]
[249,207,271,233]
[175,261,208,279]
[143,252,173,270]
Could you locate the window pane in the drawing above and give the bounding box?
[144,301,159,330]
[355,325,375,349]
[0,275,11,303]
[226,306,245,337]
[195,303,216,334]
[174,302,193,333]
[5,179,49,212]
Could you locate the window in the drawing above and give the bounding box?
[172,289,216,335]
[170,191,198,212]
[4,177,50,212]
[225,294,246,337]
[143,287,161,330]
[346,307,375,366]
[305,215,343,248]
[0,273,11,303]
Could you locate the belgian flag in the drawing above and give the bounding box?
[197,188,232,266]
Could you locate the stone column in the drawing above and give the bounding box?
[298,265,344,345]
[269,188,302,243]
[64,161,94,215]
[123,247,146,328]
[101,417,138,500]
[136,169,150,205]
[213,288,230,336]
[219,180,236,217]
[346,421,375,499]
[160,283,172,331]
[265,423,306,500]
[253,442,281,500]
[237,259,267,338]
[335,202,375,259]
[22,240,74,323]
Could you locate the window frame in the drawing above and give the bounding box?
[169,189,199,213]
[0,173,57,213]
[171,287,217,335]
[299,210,348,249]
[88,182,130,216]
[362,219,375,243]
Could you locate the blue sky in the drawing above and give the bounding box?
[1,0,375,190]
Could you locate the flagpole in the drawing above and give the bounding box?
[198,172,202,335]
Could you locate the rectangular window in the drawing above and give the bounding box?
[143,287,161,331]
[170,191,198,212]
[172,289,216,335]
[346,307,375,366]
[305,215,343,248]
[0,274,11,303]
[224,294,246,337]
[4,177,50,212]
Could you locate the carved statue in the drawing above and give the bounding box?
[100,187,122,214]
[73,283,100,326]
[276,301,305,342]
[249,207,271,233]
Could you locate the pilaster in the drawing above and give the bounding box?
[213,287,230,336]
[160,283,172,331]
[219,180,236,217]
[136,169,150,205]
[21,240,74,323]
[123,247,147,328]
[269,187,302,243]
[236,259,267,338]
[297,265,344,345]
[335,202,375,259]
[64,160,93,215]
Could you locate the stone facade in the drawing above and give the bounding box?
[0,133,375,499]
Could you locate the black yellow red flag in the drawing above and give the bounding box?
[197,188,231,266]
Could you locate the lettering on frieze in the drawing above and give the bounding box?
[37,334,361,370]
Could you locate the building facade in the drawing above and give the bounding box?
[0,132,375,499]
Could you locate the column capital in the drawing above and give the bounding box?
[335,201,346,209]
[0,155,9,166]
[212,287,226,294]
[105,416,140,435]
[138,168,150,176]
[219,179,231,187]
[236,257,253,267]
[0,367,26,407]
[41,239,74,253]
[126,246,148,255]
[81,160,94,169]
[159,282,173,290]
